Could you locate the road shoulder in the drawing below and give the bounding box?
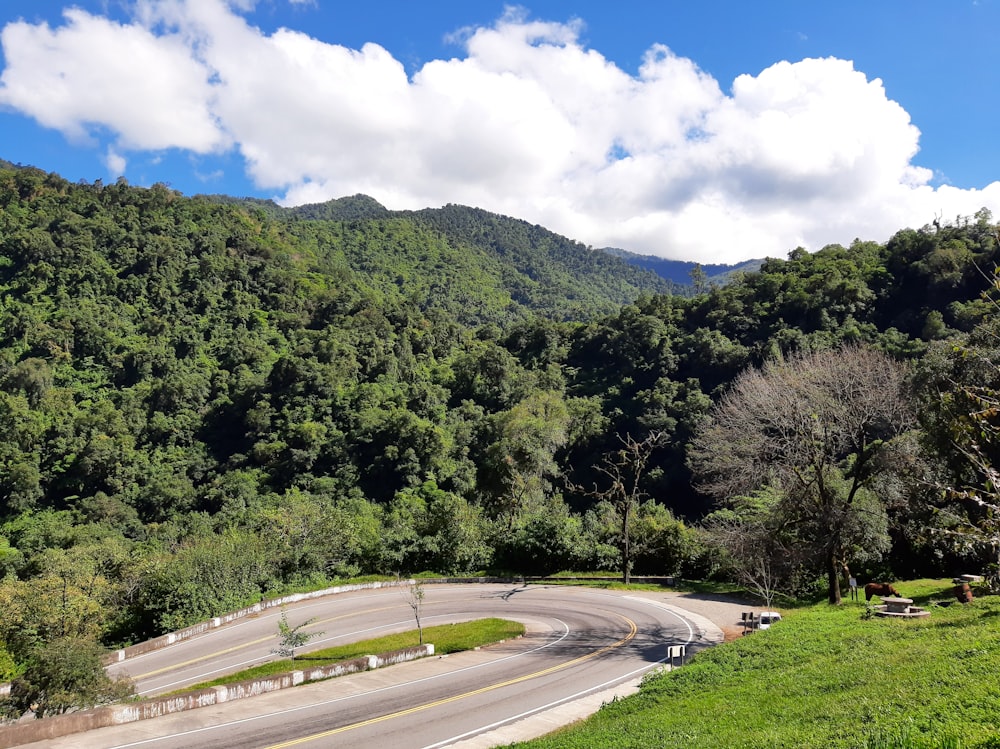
[447,590,746,748]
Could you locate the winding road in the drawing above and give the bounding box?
[22,583,714,749]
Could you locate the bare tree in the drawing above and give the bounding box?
[703,491,801,610]
[573,431,666,584]
[404,581,426,645]
[689,346,913,604]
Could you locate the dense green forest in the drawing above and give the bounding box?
[0,165,997,672]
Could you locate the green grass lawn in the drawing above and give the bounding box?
[182,618,524,692]
[531,578,670,592]
[514,580,1000,749]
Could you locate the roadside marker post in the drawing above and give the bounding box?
[666,644,686,667]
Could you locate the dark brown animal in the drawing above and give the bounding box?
[864,582,901,602]
[955,583,974,604]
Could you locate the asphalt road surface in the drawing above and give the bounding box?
[24,583,707,749]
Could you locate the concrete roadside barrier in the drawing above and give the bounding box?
[0,644,434,749]
[105,579,416,664]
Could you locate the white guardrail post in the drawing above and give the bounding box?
[666,644,686,667]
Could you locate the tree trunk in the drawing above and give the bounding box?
[827,549,842,605]
[621,504,631,585]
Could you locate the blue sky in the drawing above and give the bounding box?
[0,1,998,262]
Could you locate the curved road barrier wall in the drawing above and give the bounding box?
[106,579,416,664]
[103,576,666,666]
[0,644,434,749]
[421,575,675,585]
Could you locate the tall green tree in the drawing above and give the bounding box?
[916,304,1000,589]
[1,637,134,720]
[480,391,571,524]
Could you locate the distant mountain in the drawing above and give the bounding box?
[196,193,390,221]
[603,247,765,288]
[194,193,284,213]
[236,193,763,296]
[200,193,688,321]
[289,194,392,221]
[194,193,392,222]
[402,203,689,308]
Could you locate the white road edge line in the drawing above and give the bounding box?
[114,590,407,667]
[106,618,572,749]
[420,657,666,749]
[421,594,701,748]
[621,594,697,644]
[140,615,422,694]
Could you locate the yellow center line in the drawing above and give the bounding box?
[132,598,479,680]
[132,635,276,680]
[263,612,639,749]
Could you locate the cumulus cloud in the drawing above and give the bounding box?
[0,6,225,152]
[103,146,127,177]
[1,1,998,262]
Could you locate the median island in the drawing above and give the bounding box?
[179,617,526,693]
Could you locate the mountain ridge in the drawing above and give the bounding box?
[200,191,760,292]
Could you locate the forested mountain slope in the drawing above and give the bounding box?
[202,192,683,320]
[0,164,997,656]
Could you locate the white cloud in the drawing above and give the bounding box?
[103,146,127,177]
[0,7,225,152]
[2,2,999,263]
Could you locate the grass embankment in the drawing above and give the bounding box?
[185,618,524,692]
[516,580,1000,749]
[537,572,751,597]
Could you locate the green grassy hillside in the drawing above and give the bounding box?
[516,582,1000,749]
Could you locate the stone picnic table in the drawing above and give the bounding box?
[876,596,929,618]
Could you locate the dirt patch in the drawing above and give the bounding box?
[646,590,761,639]
[720,624,745,643]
